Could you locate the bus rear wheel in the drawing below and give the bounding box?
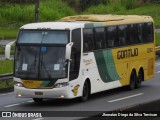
[80,81,90,102]
[128,70,136,90]
[33,98,43,103]
[135,69,143,88]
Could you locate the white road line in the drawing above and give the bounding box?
[0,92,13,97]
[33,118,44,120]
[4,103,20,108]
[156,71,160,74]
[27,100,34,103]
[108,93,144,103]
[3,100,33,108]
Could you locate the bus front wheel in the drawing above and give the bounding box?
[80,81,90,102]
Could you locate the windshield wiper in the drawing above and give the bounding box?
[40,60,52,79]
[34,52,37,70]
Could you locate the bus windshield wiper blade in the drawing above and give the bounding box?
[41,61,52,79]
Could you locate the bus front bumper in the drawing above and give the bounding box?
[14,86,76,99]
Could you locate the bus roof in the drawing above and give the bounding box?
[20,21,86,30]
[21,15,153,30]
[62,14,153,22]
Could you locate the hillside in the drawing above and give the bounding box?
[0,0,160,40]
[0,0,76,39]
[83,3,160,27]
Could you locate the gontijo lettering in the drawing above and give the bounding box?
[117,48,138,59]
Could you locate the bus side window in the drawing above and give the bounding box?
[106,26,117,48]
[137,24,143,43]
[127,24,135,45]
[146,23,154,42]
[118,25,127,46]
[70,28,81,80]
[143,22,154,43]
[95,27,105,49]
[83,29,94,52]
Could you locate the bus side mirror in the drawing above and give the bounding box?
[5,41,15,60]
[65,42,73,60]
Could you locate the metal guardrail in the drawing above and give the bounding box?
[155,46,160,52]
[0,73,13,81]
[0,73,14,93]
[155,46,160,56]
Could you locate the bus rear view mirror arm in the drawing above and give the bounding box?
[65,42,73,60]
[5,40,16,60]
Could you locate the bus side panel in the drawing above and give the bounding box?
[112,43,155,86]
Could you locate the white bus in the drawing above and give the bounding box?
[12,15,155,102]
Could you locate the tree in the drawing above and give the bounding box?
[0,0,34,4]
[80,0,108,10]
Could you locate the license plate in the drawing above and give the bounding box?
[35,92,43,95]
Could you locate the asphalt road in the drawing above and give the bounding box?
[0,60,159,120]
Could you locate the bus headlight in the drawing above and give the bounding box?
[14,81,24,87]
[54,82,69,88]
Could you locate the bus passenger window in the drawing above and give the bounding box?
[118,25,127,46]
[106,26,117,48]
[83,29,94,52]
[135,24,143,43]
[95,28,105,49]
[146,23,153,42]
[143,23,154,43]
[127,24,135,45]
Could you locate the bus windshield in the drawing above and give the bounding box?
[14,30,69,80]
[17,30,69,44]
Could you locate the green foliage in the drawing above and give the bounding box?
[84,1,125,14]
[80,0,108,10]
[0,0,160,40]
[0,0,34,4]
[0,28,18,40]
[0,79,13,88]
[40,0,76,21]
[116,4,160,27]
[84,2,160,27]
[0,0,75,39]
[0,60,13,74]
[121,0,138,9]
[156,32,160,46]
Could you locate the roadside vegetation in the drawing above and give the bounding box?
[0,60,13,74]
[0,79,13,88]
[0,0,76,40]
[156,33,160,46]
[0,0,160,44]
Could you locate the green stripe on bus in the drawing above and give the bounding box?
[84,23,94,28]
[94,50,120,83]
[84,23,103,28]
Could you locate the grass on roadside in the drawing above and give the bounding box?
[156,32,160,46]
[84,3,160,26]
[0,0,76,39]
[0,45,15,55]
[0,28,18,40]
[0,79,13,88]
[0,60,13,74]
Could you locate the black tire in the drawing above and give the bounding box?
[33,98,43,103]
[80,81,90,102]
[128,70,136,90]
[135,69,143,88]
